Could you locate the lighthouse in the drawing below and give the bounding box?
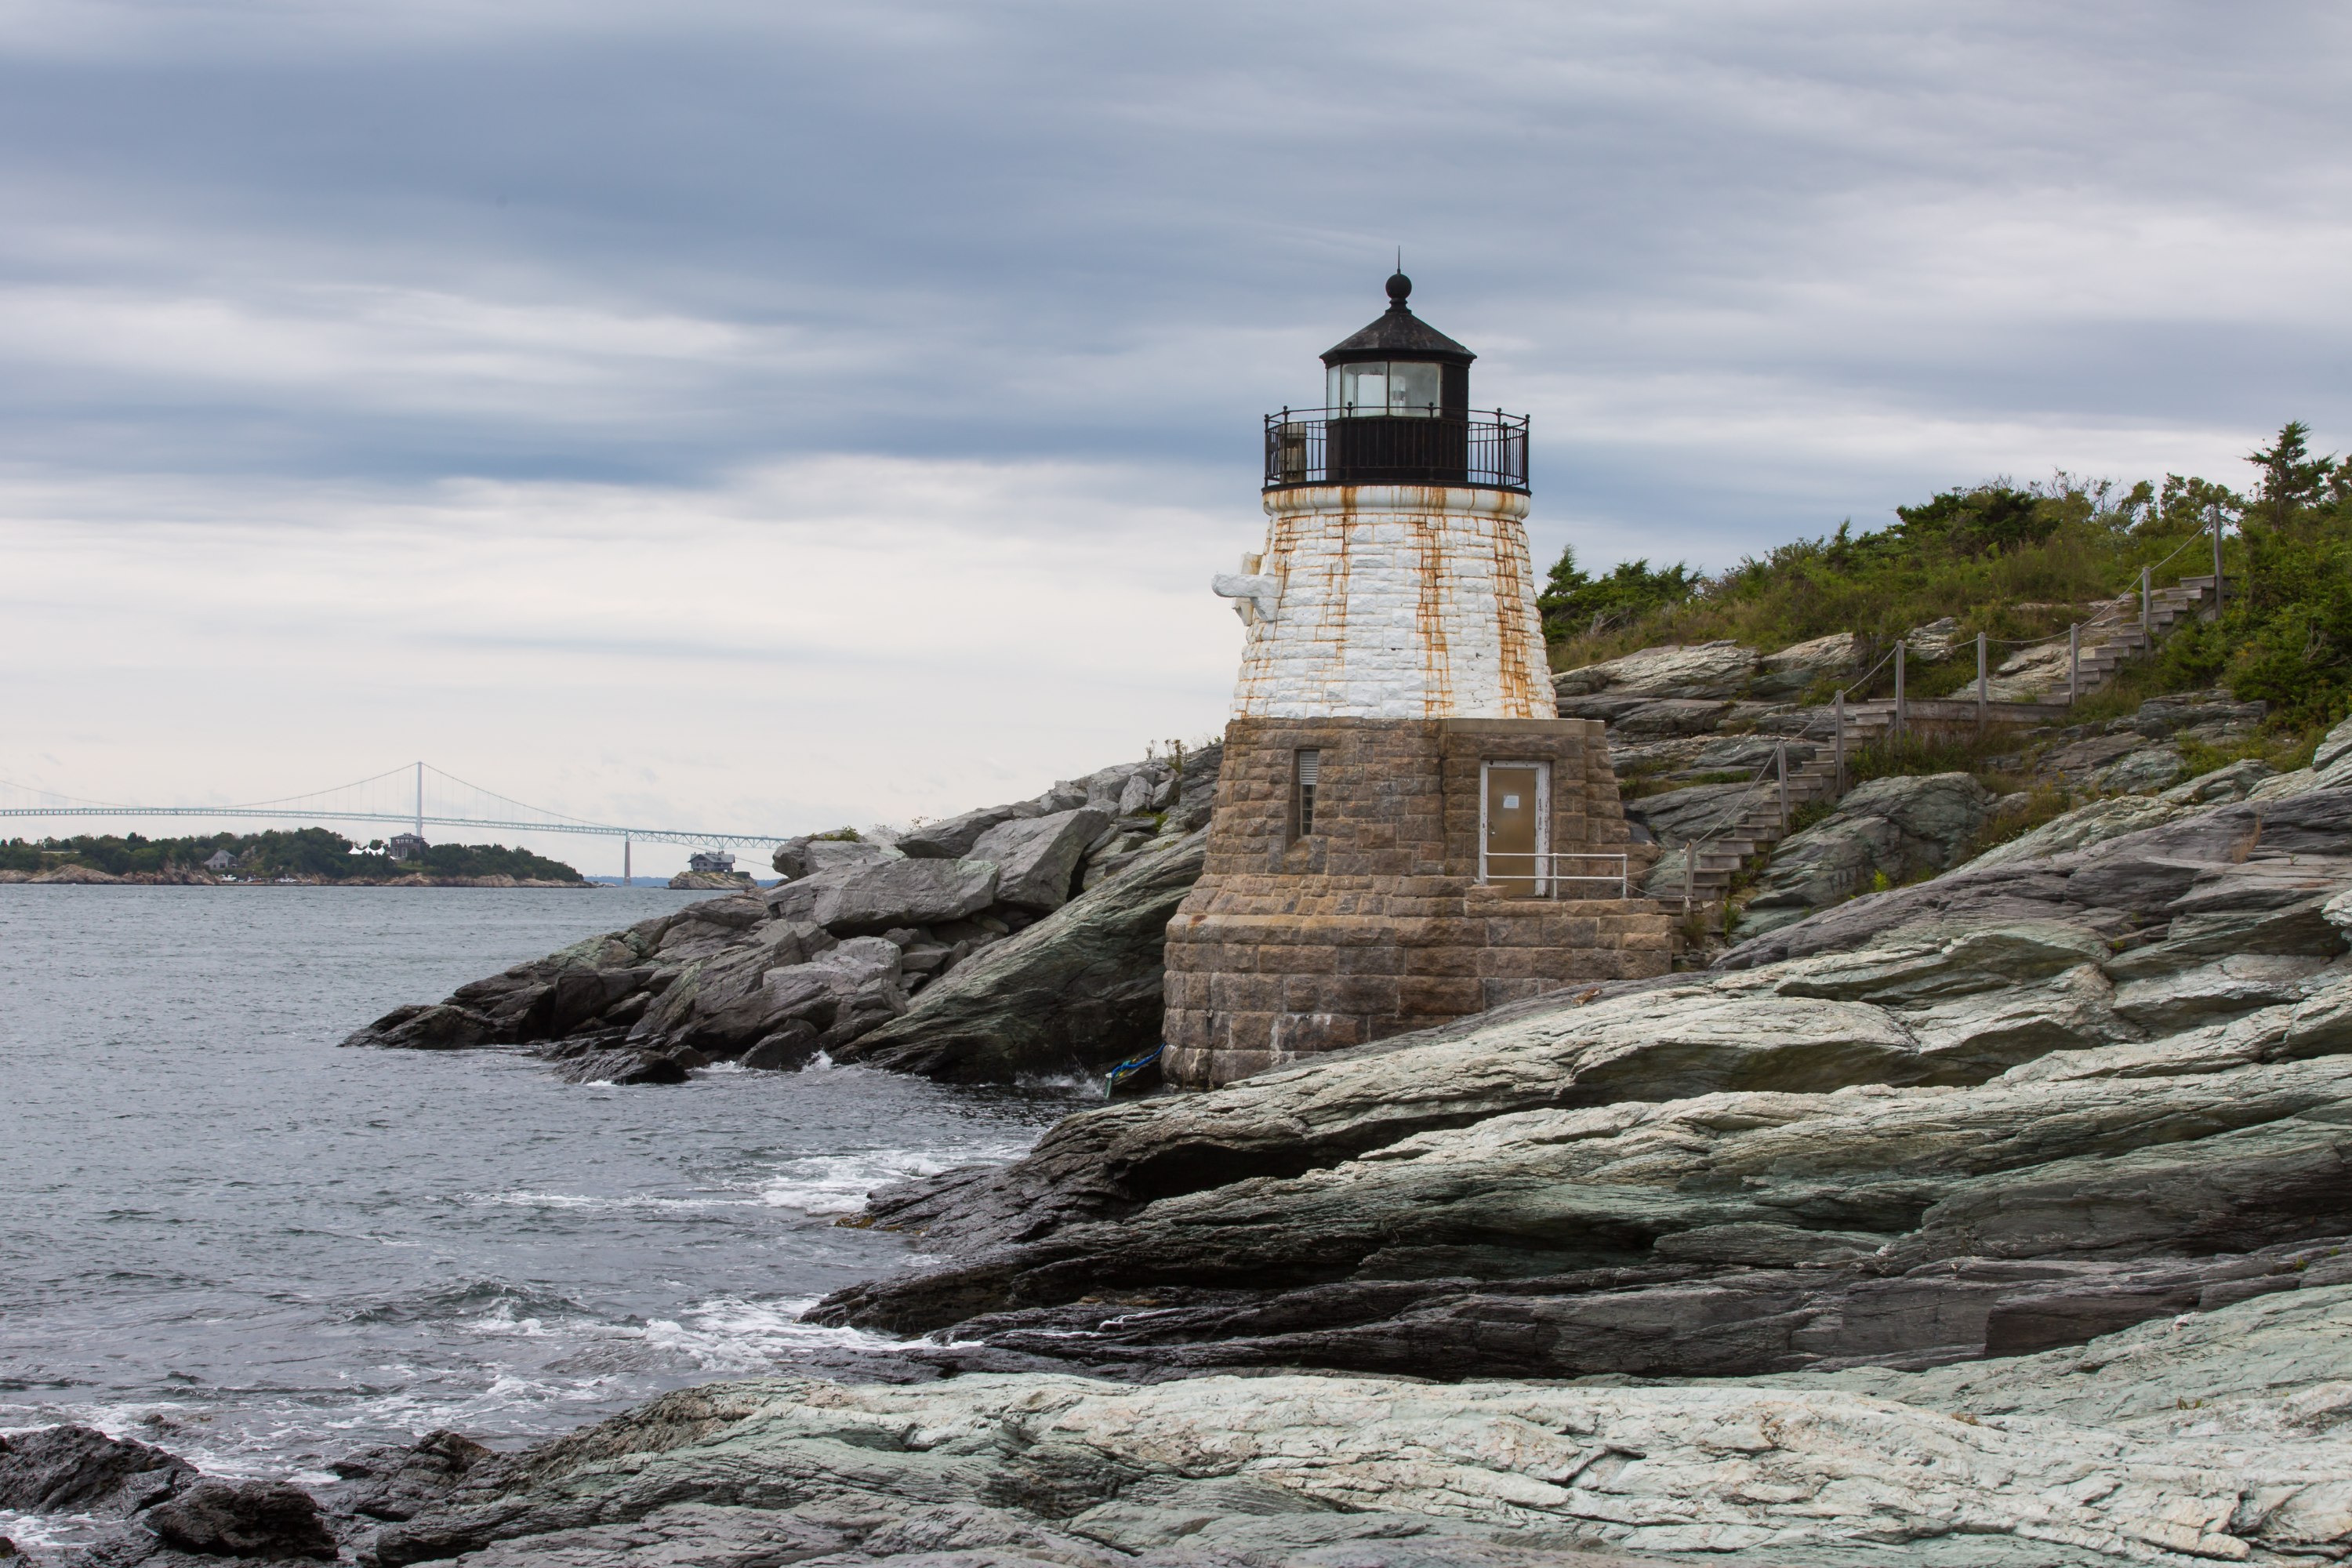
[1163,273,1673,1088]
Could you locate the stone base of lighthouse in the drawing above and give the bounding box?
[1162,716,1675,1088]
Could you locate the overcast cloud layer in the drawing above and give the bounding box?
[5,0,2348,872]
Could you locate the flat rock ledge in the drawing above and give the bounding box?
[342,1281,2352,1566]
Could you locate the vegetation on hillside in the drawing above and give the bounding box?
[0,827,583,881]
[1544,421,2352,731]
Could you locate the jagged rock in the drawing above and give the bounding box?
[969,806,1112,913]
[2172,756,2274,801]
[622,919,837,1054]
[769,835,893,880]
[665,869,747,891]
[326,1428,496,1523]
[1967,793,2179,869]
[1983,637,2076,702]
[0,1425,194,1516]
[1552,640,1759,700]
[2114,688,2268,740]
[1905,615,1962,660]
[768,857,999,935]
[2043,731,2144,781]
[2091,744,2187,794]
[2109,953,2340,1029]
[143,1480,338,1560]
[895,804,1034,859]
[554,1047,691,1085]
[1596,698,1736,738]
[1750,631,1864,699]
[741,1022,821,1069]
[339,1002,495,1051]
[836,831,1204,1081]
[1721,786,2352,972]
[1734,771,1997,936]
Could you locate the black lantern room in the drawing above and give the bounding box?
[1265,273,1528,493]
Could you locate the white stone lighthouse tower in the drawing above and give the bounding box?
[1214,271,1555,720]
[1165,272,1670,1088]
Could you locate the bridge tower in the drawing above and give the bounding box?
[1163,272,1672,1087]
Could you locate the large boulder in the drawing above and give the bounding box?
[146,1479,339,1559]
[1750,631,1865,699]
[1552,640,1758,700]
[836,830,1205,1081]
[1735,771,1997,935]
[0,1425,194,1516]
[766,857,998,935]
[2119,689,2269,742]
[770,835,894,880]
[895,804,1033,859]
[968,807,1111,913]
[627,918,838,1053]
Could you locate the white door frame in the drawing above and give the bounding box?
[1479,759,1551,892]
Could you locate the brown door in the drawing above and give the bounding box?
[1483,763,1544,895]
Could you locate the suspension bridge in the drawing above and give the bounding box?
[0,761,790,865]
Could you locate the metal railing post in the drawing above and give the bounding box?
[2211,504,2225,619]
[2140,565,2151,644]
[1833,689,1846,793]
[1975,631,1987,728]
[2067,622,2080,705]
[1776,742,1789,833]
[1682,843,1693,916]
[1893,643,1907,744]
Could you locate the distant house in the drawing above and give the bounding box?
[688,850,736,875]
[388,833,428,864]
[202,849,235,872]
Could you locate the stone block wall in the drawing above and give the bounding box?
[1163,715,1675,1086]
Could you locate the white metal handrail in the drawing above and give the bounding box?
[1477,851,1630,899]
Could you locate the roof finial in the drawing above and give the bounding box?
[1385,255,1412,310]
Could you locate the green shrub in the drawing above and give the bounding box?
[1547,422,2352,735]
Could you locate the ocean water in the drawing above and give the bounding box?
[0,886,1080,1504]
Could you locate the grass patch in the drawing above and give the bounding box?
[1846,730,2035,792]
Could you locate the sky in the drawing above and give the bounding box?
[4,0,2348,874]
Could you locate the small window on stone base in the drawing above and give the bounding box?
[1294,749,1320,839]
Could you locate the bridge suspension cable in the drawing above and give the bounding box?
[0,761,788,851]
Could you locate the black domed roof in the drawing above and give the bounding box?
[1320,272,1475,366]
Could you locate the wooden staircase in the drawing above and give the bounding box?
[1646,572,2222,931]
[1652,741,1845,912]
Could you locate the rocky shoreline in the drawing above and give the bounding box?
[15,673,2352,1564]
[0,869,591,887]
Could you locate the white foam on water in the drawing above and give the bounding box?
[635,1296,900,1373]
[749,1142,1033,1214]
[0,1505,105,1550]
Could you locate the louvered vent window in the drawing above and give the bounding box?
[1294,749,1320,838]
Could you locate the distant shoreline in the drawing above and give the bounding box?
[0,869,602,888]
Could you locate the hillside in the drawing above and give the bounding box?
[1541,419,2352,732]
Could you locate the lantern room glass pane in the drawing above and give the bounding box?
[1334,363,1387,415]
[1388,361,1440,416]
[1327,361,1442,416]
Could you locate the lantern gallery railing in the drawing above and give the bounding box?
[1475,851,1630,899]
[1264,408,1530,493]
